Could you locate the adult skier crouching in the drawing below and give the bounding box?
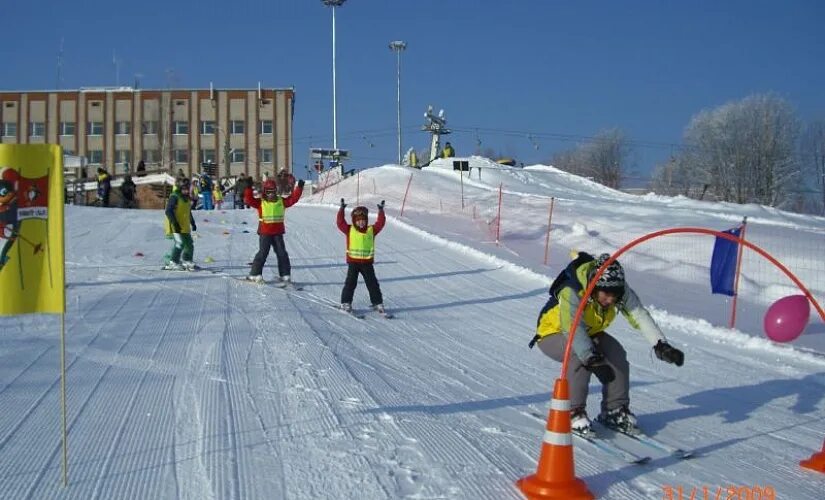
[530,252,684,435]
[337,198,386,314]
[245,177,304,284]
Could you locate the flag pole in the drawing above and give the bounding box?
[729,216,748,329]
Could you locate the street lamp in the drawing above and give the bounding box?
[389,40,407,165]
[322,0,347,150]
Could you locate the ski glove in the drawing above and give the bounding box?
[654,340,684,366]
[377,200,385,210]
[340,198,346,209]
[172,233,183,249]
[191,221,197,232]
[583,352,616,384]
[297,179,305,189]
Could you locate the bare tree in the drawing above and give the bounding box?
[801,120,825,214]
[683,94,800,206]
[549,129,631,188]
[650,155,706,197]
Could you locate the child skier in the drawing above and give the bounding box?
[337,198,387,314]
[530,252,684,435]
[244,177,304,284]
[163,179,197,270]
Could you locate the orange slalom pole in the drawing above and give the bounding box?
[400,173,413,217]
[729,217,748,329]
[543,197,555,266]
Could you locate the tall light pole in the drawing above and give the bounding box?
[322,0,347,150]
[389,40,407,165]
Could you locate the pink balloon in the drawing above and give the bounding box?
[764,295,810,342]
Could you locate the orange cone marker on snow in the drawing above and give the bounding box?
[801,439,825,473]
[516,378,594,499]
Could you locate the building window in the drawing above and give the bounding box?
[260,120,273,134]
[142,121,158,135]
[115,121,131,135]
[143,149,160,163]
[200,149,216,164]
[60,122,76,136]
[260,148,273,163]
[174,149,189,164]
[86,150,103,165]
[2,122,17,137]
[87,121,103,136]
[174,121,189,135]
[63,148,75,156]
[231,120,244,135]
[115,149,131,165]
[30,122,45,137]
[201,121,216,135]
[231,149,245,163]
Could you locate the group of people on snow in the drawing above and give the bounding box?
[160,161,684,435]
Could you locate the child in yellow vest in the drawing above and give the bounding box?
[336,198,387,315]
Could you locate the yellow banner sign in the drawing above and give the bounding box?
[0,144,65,314]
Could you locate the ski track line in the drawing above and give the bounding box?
[275,291,397,499]
[20,288,154,499]
[0,290,119,485]
[88,288,182,500]
[282,291,517,498]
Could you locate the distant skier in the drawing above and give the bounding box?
[163,179,197,271]
[120,174,137,208]
[441,142,455,158]
[199,172,214,210]
[96,167,111,207]
[337,198,387,314]
[529,252,684,435]
[244,178,304,284]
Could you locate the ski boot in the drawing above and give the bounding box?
[597,406,640,435]
[571,409,594,437]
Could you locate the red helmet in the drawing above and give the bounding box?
[262,179,278,200]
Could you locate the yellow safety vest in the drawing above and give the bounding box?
[347,226,375,260]
[164,190,192,235]
[260,198,285,224]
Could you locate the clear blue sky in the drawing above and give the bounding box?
[3,0,824,183]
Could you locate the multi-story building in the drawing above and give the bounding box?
[0,86,295,179]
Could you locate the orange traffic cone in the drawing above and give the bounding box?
[800,439,825,473]
[517,378,594,499]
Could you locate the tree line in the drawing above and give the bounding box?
[547,94,825,215]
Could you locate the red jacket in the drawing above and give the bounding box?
[337,207,385,264]
[246,185,303,235]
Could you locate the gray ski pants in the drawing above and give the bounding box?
[537,331,630,415]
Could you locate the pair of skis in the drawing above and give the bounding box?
[528,412,693,464]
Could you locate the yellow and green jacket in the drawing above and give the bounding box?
[534,252,665,361]
[164,187,194,235]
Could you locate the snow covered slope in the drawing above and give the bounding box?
[0,162,823,499]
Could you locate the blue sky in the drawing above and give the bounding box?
[3,0,824,183]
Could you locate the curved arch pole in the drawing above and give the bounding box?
[560,227,825,378]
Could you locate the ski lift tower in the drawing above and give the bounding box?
[422,105,451,163]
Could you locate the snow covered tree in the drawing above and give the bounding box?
[550,128,631,188]
[800,119,825,214]
[683,94,800,207]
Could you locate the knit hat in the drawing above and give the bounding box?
[591,253,625,296]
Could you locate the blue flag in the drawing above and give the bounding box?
[710,226,742,296]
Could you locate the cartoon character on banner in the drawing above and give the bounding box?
[0,166,48,275]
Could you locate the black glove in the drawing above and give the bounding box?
[191,222,197,232]
[377,200,385,210]
[654,340,684,367]
[583,352,615,384]
[172,223,181,234]
[297,179,305,189]
[340,198,346,209]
